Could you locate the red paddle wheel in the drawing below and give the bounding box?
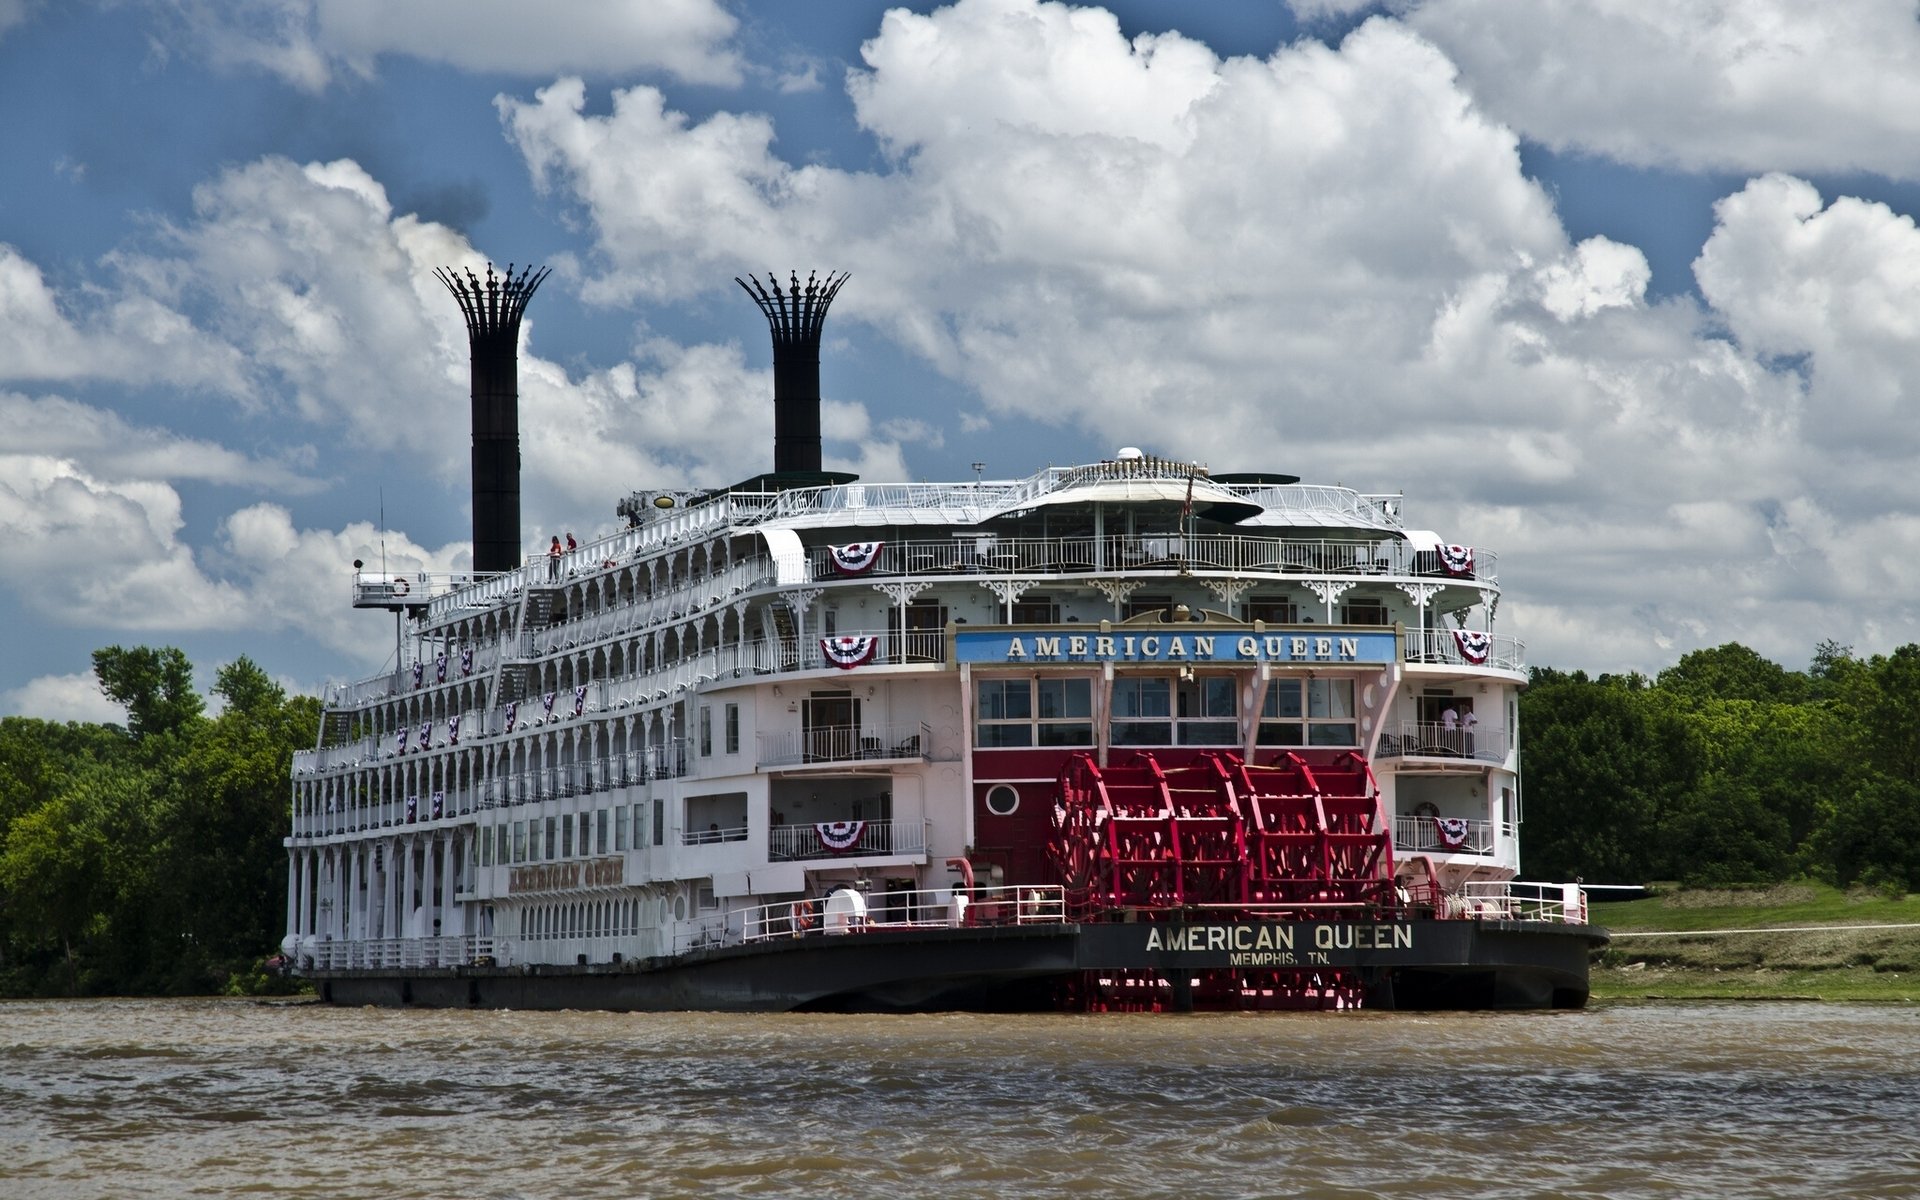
[1048,748,1395,1011]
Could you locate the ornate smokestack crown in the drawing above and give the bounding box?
[436,262,549,575]
[736,270,848,475]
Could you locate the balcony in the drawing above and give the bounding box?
[1404,629,1525,673]
[757,721,933,768]
[1376,721,1510,764]
[1392,815,1507,856]
[768,818,927,862]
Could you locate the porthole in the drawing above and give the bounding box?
[984,784,1021,817]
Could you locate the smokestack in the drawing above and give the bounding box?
[436,262,549,574]
[736,270,848,474]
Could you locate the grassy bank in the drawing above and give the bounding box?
[1589,882,1920,1003]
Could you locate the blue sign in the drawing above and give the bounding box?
[954,626,1397,665]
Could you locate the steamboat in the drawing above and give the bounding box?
[282,267,1604,1011]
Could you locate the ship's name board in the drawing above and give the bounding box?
[1141,922,1414,967]
[955,628,1396,666]
[509,856,624,894]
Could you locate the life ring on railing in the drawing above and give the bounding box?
[790,899,817,933]
[392,577,410,596]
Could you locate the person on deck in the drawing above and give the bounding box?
[548,536,563,580]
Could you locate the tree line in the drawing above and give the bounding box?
[1520,641,1920,891]
[1,639,1914,996]
[0,648,318,997]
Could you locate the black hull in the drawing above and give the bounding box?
[309,918,1606,1013]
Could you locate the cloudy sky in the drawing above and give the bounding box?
[4,0,1920,722]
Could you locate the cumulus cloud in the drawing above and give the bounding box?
[162,0,741,91]
[0,390,317,490]
[495,0,1920,671]
[1394,0,1920,178]
[0,672,126,725]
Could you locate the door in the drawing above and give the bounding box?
[804,693,860,762]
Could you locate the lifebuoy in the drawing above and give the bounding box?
[791,900,816,933]
[392,577,409,596]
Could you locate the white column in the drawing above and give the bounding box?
[403,835,419,939]
[285,849,297,942]
[422,834,439,939]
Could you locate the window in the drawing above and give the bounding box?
[724,704,740,754]
[614,805,629,852]
[1177,676,1238,745]
[1110,676,1172,746]
[561,815,574,857]
[480,825,494,867]
[544,815,558,860]
[1123,593,1172,622]
[1340,598,1390,626]
[512,820,528,864]
[596,808,609,855]
[984,784,1021,816]
[1259,678,1357,746]
[652,798,665,847]
[1011,595,1058,624]
[1258,681,1303,746]
[1036,678,1094,745]
[976,678,1033,747]
[975,677,1093,747]
[496,824,511,866]
[699,706,713,757]
[1246,595,1297,624]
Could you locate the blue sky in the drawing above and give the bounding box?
[6,0,1920,721]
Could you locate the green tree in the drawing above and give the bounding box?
[91,645,204,743]
[1656,643,1807,704]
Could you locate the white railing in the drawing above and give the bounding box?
[1405,628,1525,672]
[757,721,932,767]
[1452,881,1588,924]
[1377,722,1510,763]
[768,818,928,861]
[1393,815,1506,856]
[802,533,1495,583]
[683,822,749,847]
[303,935,494,971]
[735,883,1068,942]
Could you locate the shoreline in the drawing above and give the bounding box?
[1588,882,1918,1003]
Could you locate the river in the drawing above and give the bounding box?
[2,998,1916,1199]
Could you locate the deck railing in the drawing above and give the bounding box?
[1404,629,1525,672]
[757,721,933,767]
[1452,881,1588,924]
[735,883,1068,943]
[1376,721,1511,763]
[804,533,1496,584]
[767,818,928,862]
[1392,815,1506,856]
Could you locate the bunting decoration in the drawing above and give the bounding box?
[431,790,444,820]
[411,662,424,688]
[460,646,474,676]
[829,541,885,575]
[418,720,431,750]
[396,728,408,754]
[543,691,557,718]
[821,635,879,670]
[405,794,419,823]
[448,714,460,745]
[573,684,586,717]
[1452,629,1492,665]
[504,701,518,734]
[435,652,447,683]
[1438,544,1475,577]
[816,820,867,852]
[1434,816,1470,850]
